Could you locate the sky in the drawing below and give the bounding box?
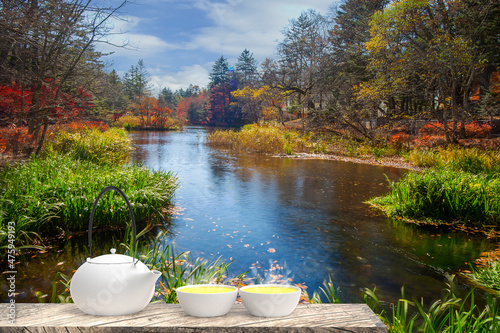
[97,0,336,95]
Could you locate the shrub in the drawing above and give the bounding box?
[0,127,34,155]
[419,121,492,138]
[115,115,142,129]
[388,132,411,150]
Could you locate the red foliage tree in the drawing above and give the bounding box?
[0,81,93,154]
[207,84,231,125]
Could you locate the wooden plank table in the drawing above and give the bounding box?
[1,303,386,332]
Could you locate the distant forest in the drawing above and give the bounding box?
[1,0,499,154]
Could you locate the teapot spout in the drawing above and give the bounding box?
[149,269,161,285]
[128,268,161,288]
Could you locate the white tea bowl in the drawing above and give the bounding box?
[176,284,238,317]
[239,284,301,317]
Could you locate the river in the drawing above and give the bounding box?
[128,126,493,303]
[1,126,493,304]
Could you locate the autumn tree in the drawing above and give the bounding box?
[176,91,207,124]
[231,86,289,123]
[322,0,388,138]
[129,94,172,128]
[363,0,500,142]
[206,56,240,125]
[0,0,126,154]
[207,84,231,124]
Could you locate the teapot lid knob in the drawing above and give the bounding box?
[110,248,116,254]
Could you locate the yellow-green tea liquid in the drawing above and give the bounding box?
[243,286,297,294]
[180,286,235,294]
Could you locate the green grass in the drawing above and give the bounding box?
[301,275,342,304]
[466,260,500,294]
[364,274,500,332]
[408,147,500,175]
[142,242,248,303]
[0,126,178,248]
[0,155,177,247]
[369,169,500,227]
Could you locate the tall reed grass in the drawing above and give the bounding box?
[46,127,133,165]
[369,169,499,226]
[0,154,177,247]
[408,147,500,175]
[206,123,307,154]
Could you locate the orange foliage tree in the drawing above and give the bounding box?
[175,92,207,124]
[130,95,173,128]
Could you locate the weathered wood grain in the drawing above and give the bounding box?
[1,303,387,332]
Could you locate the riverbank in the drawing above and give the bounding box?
[207,123,500,295]
[273,152,424,171]
[0,127,178,249]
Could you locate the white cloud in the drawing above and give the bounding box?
[149,64,210,94]
[98,16,179,58]
[186,0,333,60]
[99,0,334,91]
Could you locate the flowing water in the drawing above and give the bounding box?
[128,126,493,303]
[2,126,494,304]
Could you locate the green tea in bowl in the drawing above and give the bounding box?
[176,284,237,317]
[239,284,301,317]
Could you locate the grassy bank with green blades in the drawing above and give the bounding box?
[369,146,500,296]
[369,169,499,226]
[369,147,500,228]
[0,127,177,248]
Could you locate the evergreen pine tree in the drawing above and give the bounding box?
[209,56,230,87]
[123,59,150,100]
[236,49,258,87]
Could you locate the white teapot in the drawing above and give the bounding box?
[70,186,161,316]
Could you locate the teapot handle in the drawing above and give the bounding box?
[88,186,137,263]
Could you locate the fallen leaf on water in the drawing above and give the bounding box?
[267,248,276,253]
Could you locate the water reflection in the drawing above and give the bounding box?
[129,127,493,304]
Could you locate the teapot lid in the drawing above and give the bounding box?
[86,248,135,264]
